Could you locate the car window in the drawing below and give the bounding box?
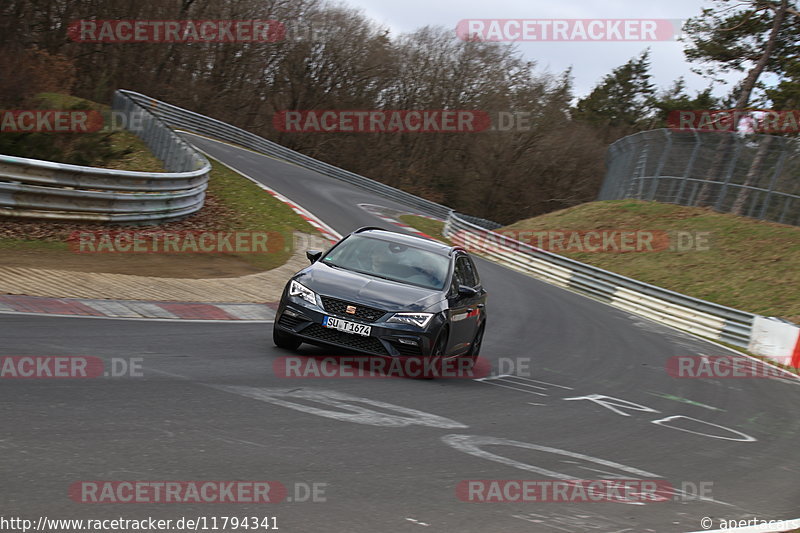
[322,234,450,290]
[464,256,480,287]
[455,256,477,288]
[449,272,459,297]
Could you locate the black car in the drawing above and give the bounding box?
[273,227,487,365]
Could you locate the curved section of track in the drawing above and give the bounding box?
[1,134,798,533]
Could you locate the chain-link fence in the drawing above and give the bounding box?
[600,129,800,226]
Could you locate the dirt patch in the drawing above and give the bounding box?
[0,192,279,278]
[0,192,236,241]
[0,247,265,278]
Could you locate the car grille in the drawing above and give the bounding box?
[301,324,388,355]
[320,296,387,323]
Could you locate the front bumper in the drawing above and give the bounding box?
[274,297,440,357]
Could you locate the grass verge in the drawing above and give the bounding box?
[497,200,799,324]
[399,201,799,323]
[0,93,164,171]
[0,157,316,276]
[397,214,451,245]
[0,92,317,277]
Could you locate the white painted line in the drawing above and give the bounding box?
[521,378,574,390]
[477,380,548,396]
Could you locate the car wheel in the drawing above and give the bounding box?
[459,323,485,372]
[432,327,449,357]
[467,323,485,357]
[420,327,449,379]
[273,325,302,350]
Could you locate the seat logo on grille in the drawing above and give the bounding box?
[346,305,357,314]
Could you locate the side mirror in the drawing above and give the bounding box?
[457,285,478,298]
[306,250,323,263]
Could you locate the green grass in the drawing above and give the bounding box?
[0,158,317,273]
[36,92,165,172]
[398,214,451,244]
[498,200,799,323]
[0,93,164,171]
[205,159,315,270]
[385,203,800,368]
[0,93,317,273]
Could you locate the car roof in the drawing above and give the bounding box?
[353,227,457,256]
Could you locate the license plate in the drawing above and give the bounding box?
[323,316,371,337]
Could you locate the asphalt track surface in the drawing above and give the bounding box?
[1,135,799,533]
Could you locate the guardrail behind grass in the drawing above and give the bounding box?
[108,90,798,366]
[444,211,757,349]
[118,90,452,220]
[0,92,210,223]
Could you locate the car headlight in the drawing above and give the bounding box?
[388,312,434,328]
[289,279,317,305]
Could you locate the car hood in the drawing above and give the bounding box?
[298,262,443,312]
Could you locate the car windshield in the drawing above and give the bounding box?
[322,234,449,290]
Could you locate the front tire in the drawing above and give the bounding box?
[419,327,449,379]
[461,323,485,371]
[273,326,302,350]
[467,323,485,357]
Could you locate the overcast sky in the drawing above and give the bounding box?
[339,0,743,100]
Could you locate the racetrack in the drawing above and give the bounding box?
[1,135,798,533]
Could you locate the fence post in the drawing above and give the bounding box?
[647,129,672,201]
[714,133,742,211]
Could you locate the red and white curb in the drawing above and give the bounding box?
[0,294,276,322]
[258,184,340,243]
[183,132,341,243]
[0,142,336,322]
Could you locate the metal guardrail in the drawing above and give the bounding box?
[600,129,800,226]
[61,90,763,350]
[444,211,756,347]
[122,90,761,348]
[0,92,210,223]
[118,90,452,220]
